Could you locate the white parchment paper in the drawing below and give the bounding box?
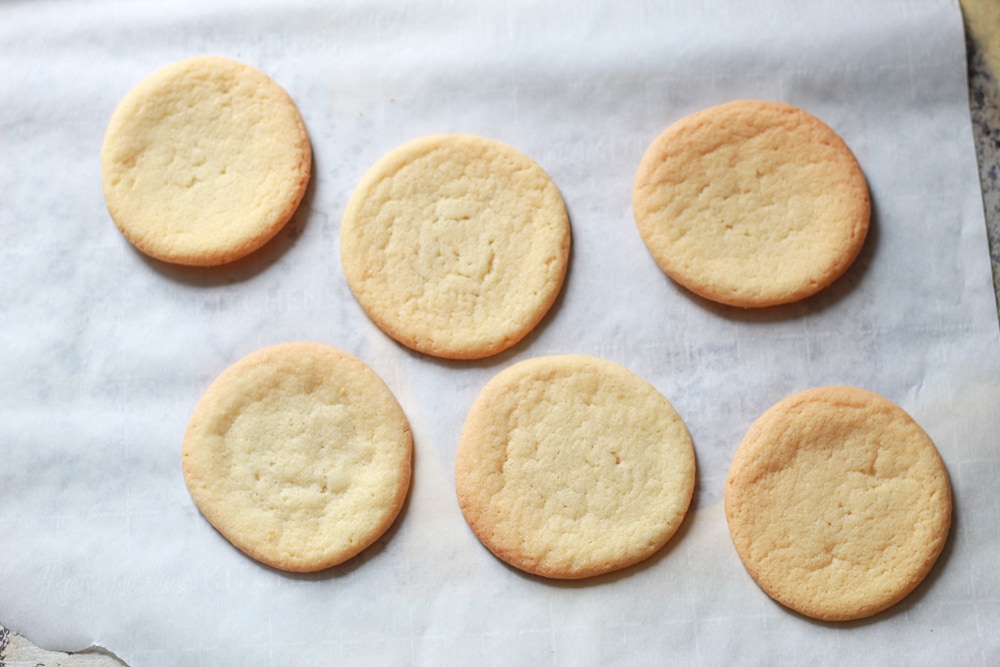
[2,1,999,665]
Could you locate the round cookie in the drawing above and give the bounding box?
[724,386,952,621]
[101,55,312,266]
[340,134,570,360]
[455,355,696,579]
[632,100,869,307]
[182,342,411,572]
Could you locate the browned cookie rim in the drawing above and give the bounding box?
[182,342,412,572]
[633,100,870,308]
[455,355,696,579]
[724,386,952,621]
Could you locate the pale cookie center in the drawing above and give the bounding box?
[221,392,371,521]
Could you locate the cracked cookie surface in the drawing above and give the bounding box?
[455,355,696,579]
[340,134,570,359]
[182,342,411,572]
[101,55,311,266]
[724,386,951,621]
[633,100,869,307]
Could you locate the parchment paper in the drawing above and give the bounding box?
[2,1,999,665]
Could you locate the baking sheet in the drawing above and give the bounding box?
[2,1,999,665]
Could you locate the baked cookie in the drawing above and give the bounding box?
[455,355,696,579]
[101,55,311,266]
[633,100,869,307]
[340,134,570,359]
[182,343,411,572]
[724,386,952,621]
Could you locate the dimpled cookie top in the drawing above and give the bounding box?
[725,386,952,621]
[633,100,869,307]
[340,134,570,359]
[182,343,411,572]
[455,355,696,579]
[101,55,311,266]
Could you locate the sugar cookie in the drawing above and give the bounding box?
[455,355,696,579]
[182,342,411,572]
[725,386,952,621]
[101,55,311,266]
[633,100,869,307]
[340,134,570,359]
